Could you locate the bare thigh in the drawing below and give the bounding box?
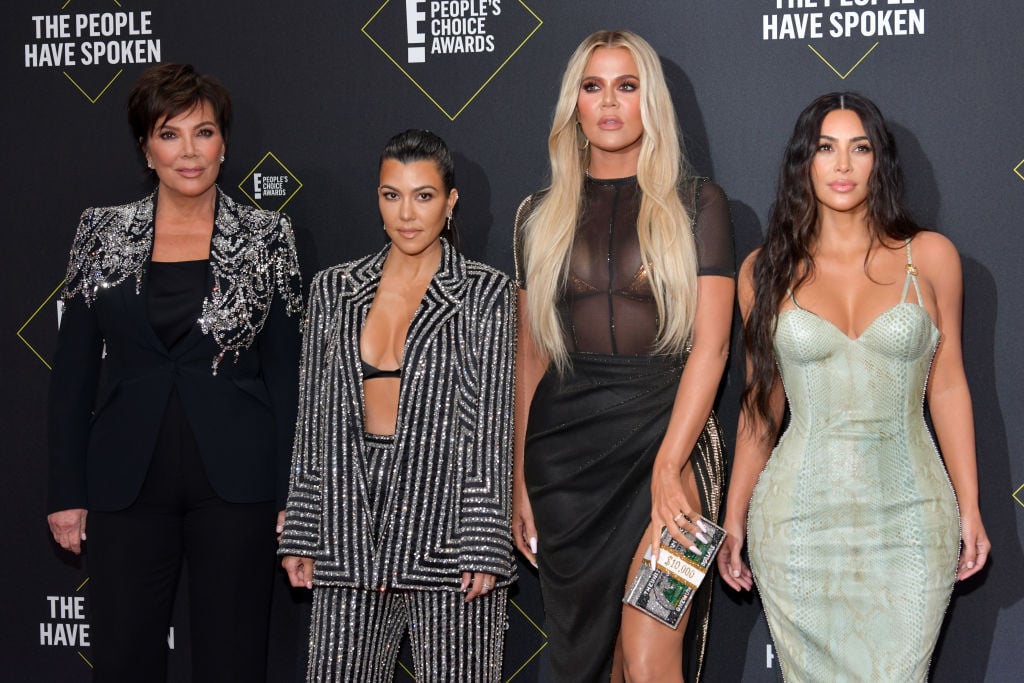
[611,460,701,683]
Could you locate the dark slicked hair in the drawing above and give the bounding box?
[743,92,922,436]
[380,129,459,249]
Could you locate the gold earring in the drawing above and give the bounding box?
[576,121,590,151]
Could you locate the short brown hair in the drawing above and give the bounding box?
[127,63,232,144]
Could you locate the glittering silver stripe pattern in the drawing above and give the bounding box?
[61,187,303,372]
[280,239,517,591]
[308,585,507,682]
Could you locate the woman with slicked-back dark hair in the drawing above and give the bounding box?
[46,63,303,682]
[718,92,990,681]
[280,130,516,683]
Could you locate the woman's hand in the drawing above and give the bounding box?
[649,460,705,567]
[275,509,286,541]
[512,478,538,567]
[957,510,991,581]
[282,555,314,589]
[461,571,498,602]
[48,508,87,555]
[717,524,754,592]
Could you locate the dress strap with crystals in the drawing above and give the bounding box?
[900,237,923,305]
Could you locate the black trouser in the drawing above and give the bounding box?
[86,390,277,683]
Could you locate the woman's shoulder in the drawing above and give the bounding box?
[907,229,960,275]
[463,256,513,293]
[218,189,291,233]
[76,193,154,232]
[679,176,728,210]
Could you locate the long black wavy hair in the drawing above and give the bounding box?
[742,92,922,436]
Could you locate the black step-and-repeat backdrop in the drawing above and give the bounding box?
[2,1,1021,681]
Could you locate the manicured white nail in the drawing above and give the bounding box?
[529,536,537,555]
[689,544,700,554]
[530,561,538,569]
[697,519,708,533]
[966,561,975,569]
[732,569,741,578]
[696,532,709,544]
[276,525,283,534]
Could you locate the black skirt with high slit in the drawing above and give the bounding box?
[525,352,725,682]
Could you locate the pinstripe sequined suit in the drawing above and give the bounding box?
[280,239,516,681]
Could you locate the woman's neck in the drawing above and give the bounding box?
[155,184,217,225]
[587,147,640,180]
[383,239,443,282]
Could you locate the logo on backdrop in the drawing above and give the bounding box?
[239,153,304,212]
[22,1,164,103]
[40,579,176,669]
[362,0,543,119]
[760,0,927,79]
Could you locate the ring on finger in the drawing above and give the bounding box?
[673,512,687,523]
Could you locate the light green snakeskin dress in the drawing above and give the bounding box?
[748,242,960,682]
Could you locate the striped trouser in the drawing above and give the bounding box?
[307,585,508,682]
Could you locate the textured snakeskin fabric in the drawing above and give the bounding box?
[748,274,960,681]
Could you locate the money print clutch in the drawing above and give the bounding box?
[622,516,726,629]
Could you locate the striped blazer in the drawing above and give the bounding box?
[279,239,517,590]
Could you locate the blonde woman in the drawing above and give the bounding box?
[512,30,734,682]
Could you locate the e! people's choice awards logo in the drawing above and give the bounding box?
[22,1,164,103]
[760,0,928,79]
[362,0,543,119]
[239,152,304,212]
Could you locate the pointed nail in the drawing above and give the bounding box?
[689,544,700,554]
[696,532,709,544]
[697,520,708,533]
[529,536,537,554]
[530,561,538,569]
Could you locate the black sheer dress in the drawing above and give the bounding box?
[514,175,734,682]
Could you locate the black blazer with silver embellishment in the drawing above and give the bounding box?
[279,239,517,590]
[48,188,303,513]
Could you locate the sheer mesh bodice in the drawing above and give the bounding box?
[514,176,734,355]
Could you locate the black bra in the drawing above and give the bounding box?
[361,358,402,380]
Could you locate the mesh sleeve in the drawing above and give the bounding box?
[691,179,736,278]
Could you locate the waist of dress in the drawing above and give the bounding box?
[564,350,685,371]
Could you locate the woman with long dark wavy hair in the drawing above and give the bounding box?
[717,92,990,681]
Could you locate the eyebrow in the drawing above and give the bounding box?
[819,134,870,141]
[158,120,218,130]
[379,184,440,192]
[582,73,640,81]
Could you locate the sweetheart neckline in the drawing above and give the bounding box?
[778,302,938,342]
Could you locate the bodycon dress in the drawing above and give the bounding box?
[747,240,960,682]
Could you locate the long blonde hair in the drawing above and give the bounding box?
[522,30,698,371]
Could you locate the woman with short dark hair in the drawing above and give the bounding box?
[47,63,303,681]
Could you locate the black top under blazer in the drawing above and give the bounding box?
[48,188,303,514]
[279,239,517,590]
